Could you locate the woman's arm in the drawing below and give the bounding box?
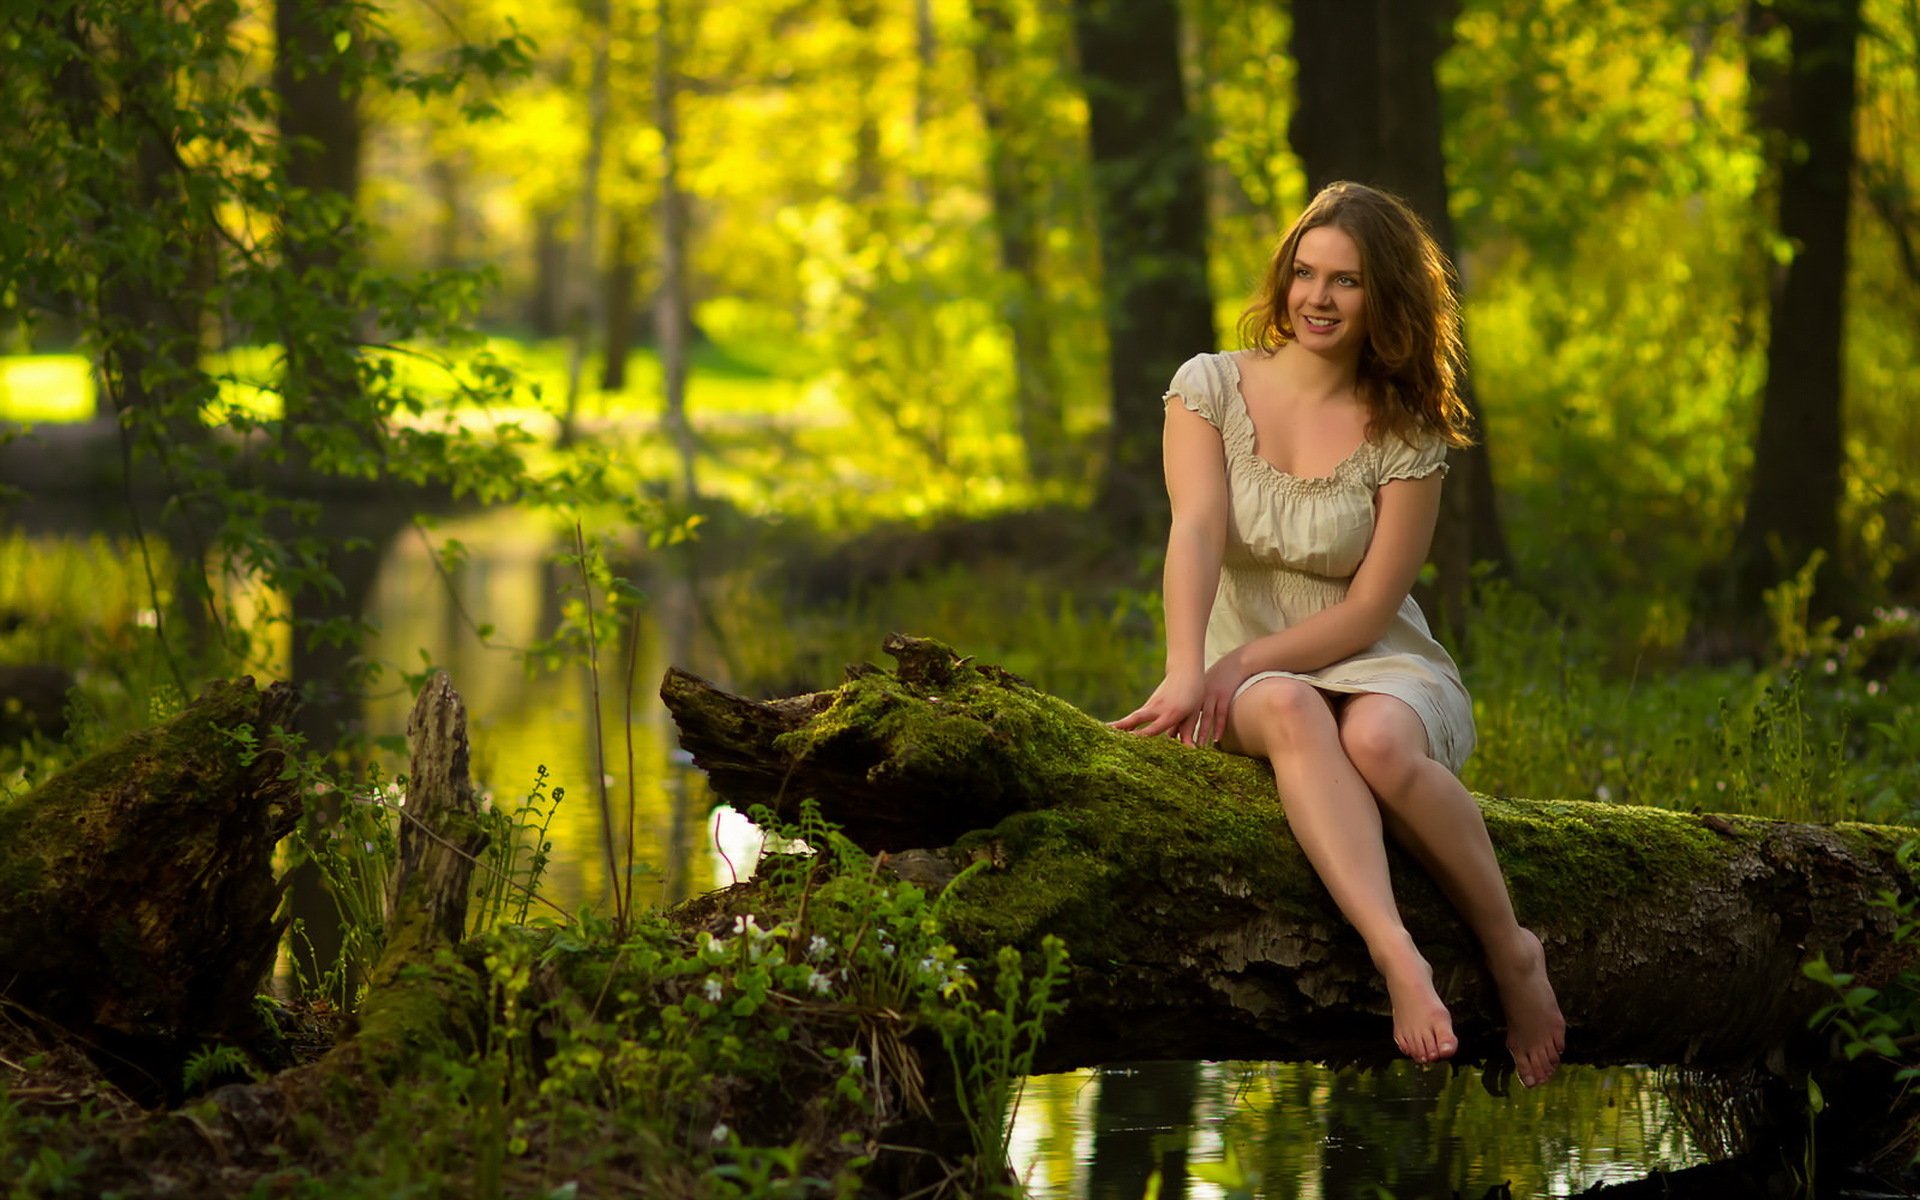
[1215,471,1443,680]
[1112,403,1229,744]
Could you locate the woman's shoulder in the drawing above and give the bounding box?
[1168,350,1237,390]
[1164,351,1239,426]
[1370,422,1450,484]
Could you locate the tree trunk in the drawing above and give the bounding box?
[969,0,1070,485]
[528,208,567,337]
[655,0,699,503]
[1070,0,1216,535]
[1712,0,1862,626]
[559,0,613,447]
[600,209,641,392]
[661,635,1919,1077]
[1289,0,1508,639]
[0,678,302,1094]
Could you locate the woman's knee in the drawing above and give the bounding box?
[1339,701,1428,796]
[1241,678,1334,747]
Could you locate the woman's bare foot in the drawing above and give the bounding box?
[1490,927,1565,1087]
[1373,935,1457,1064]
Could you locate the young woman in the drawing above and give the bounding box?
[1112,182,1565,1087]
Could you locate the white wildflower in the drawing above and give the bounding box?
[845,1052,867,1072]
[1823,658,1838,675]
[1595,784,1613,802]
[917,957,939,978]
[710,1123,731,1144]
[807,969,833,996]
[703,976,724,1002]
[808,935,832,961]
[1867,680,1884,696]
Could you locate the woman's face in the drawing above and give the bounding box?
[1286,224,1369,359]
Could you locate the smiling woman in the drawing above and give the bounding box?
[1113,180,1567,1088]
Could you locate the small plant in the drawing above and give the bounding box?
[290,769,402,1009]
[1804,839,1920,1162]
[470,763,566,936]
[181,1043,261,1094]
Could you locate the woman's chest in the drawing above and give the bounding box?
[1224,461,1378,578]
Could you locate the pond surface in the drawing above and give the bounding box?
[1007,1060,1704,1198]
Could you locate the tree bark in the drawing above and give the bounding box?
[0,678,301,1091]
[1713,0,1862,625]
[661,635,1919,1077]
[1289,0,1508,638]
[1070,0,1216,535]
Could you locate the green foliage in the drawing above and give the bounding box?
[470,762,566,936]
[285,770,403,1008]
[1805,841,1920,1080]
[340,798,1071,1197]
[181,1043,262,1094]
[1462,580,1919,822]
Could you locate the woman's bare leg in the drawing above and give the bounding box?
[1223,678,1457,1064]
[1336,694,1567,1087]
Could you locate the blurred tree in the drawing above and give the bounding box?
[1070,0,1216,533]
[559,0,613,446]
[20,2,222,661]
[1708,0,1863,627]
[1289,0,1507,639]
[968,0,1070,484]
[654,0,698,501]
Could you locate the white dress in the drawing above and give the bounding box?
[1166,351,1476,774]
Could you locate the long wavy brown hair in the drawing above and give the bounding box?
[1237,181,1474,448]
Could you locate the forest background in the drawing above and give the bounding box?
[1,0,1918,893]
[2,0,1919,901]
[2,0,1920,1194]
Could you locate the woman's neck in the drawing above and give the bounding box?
[1270,342,1362,405]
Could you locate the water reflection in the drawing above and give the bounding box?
[1009,1062,1706,1199]
[360,512,735,909]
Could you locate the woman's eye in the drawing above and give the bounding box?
[1295,267,1312,279]
[1337,275,1357,286]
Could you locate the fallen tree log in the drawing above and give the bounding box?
[661,634,1920,1078]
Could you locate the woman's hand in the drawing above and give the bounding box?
[1111,669,1205,745]
[1112,656,1245,748]
[1197,649,1251,744]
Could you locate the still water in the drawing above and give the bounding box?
[355,513,1710,1196]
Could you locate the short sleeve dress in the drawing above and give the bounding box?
[1165,351,1476,774]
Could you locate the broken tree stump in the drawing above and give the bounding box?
[0,677,300,1084]
[661,634,1920,1077]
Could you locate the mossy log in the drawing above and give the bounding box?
[661,634,1920,1077]
[0,678,300,1081]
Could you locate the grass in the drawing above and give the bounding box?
[0,356,94,423]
